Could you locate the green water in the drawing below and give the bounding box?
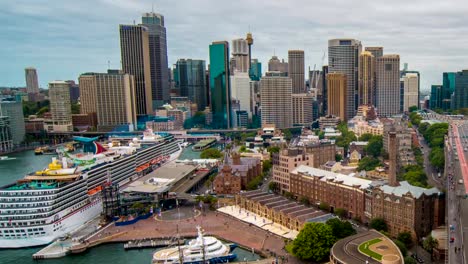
[0,150,260,263]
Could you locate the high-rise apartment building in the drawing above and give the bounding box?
[292,93,314,126]
[0,101,25,146]
[365,47,383,58]
[119,24,152,116]
[268,55,288,74]
[376,55,401,116]
[231,39,249,73]
[288,50,305,93]
[48,81,73,132]
[454,70,468,109]
[79,70,137,131]
[209,41,232,129]
[230,72,251,118]
[174,59,207,111]
[358,51,375,106]
[141,12,169,106]
[328,39,362,120]
[327,73,347,121]
[401,73,419,112]
[260,73,292,129]
[25,67,39,94]
[400,64,421,110]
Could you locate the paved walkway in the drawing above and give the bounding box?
[85,208,305,264]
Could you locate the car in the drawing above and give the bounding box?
[459,179,464,184]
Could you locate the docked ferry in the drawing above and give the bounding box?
[152,226,236,264]
[0,129,181,248]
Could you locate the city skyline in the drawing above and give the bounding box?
[1,0,468,92]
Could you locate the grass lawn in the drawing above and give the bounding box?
[358,238,383,261]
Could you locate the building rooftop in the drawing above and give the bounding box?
[380,181,440,199]
[292,165,372,190]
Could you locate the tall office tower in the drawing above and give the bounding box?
[401,73,419,112]
[79,70,137,131]
[231,38,249,73]
[328,39,362,120]
[49,81,73,132]
[454,70,468,109]
[376,55,401,116]
[174,59,207,111]
[0,116,12,152]
[119,24,152,116]
[250,59,262,81]
[205,69,210,107]
[209,41,232,129]
[25,67,39,94]
[260,73,292,129]
[358,51,375,106]
[400,64,421,110]
[141,12,169,106]
[430,85,443,110]
[292,93,313,125]
[230,72,251,118]
[327,73,347,121]
[365,47,383,58]
[442,72,456,110]
[66,80,80,103]
[288,50,305,93]
[246,32,253,70]
[321,65,329,115]
[0,101,25,146]
[268,55,288,74]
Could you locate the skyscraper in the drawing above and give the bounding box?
[48,81,73,132]
[365,47,383,58]
[268,55,288,73]
[25,67,39,94]
[401,73,419,112]
[328,39,362,120]
[230,72,251,118]
[119,24,152,116]
[430,85,443,110]
[141,12,170,106]
[376,55,401,116]
[292,93,313,126]
[442,72,456,110]
[321,65,329,115]
[327,73,347,121]
[358,51,375,106]
[400,64,420,110]
[260,73,292,129]
[231,38,249,73]
[0,101,25,147]
[288,50,305,93]
[174,59,207,111]
[209,41,232,129]
[454,70,468,109]
[250,59,262,81]
[79,70,137,131]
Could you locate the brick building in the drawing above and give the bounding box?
[213,152,261,194]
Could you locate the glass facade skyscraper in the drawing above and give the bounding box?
[209,41,231,129]
[454,70,468,109]
[249,59,262,81]
[442,72,455,110]
[174,59,207,111]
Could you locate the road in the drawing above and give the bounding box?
[417,133,444,189]
[447,120,468,264]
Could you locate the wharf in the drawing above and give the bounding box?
[124,237,185,250]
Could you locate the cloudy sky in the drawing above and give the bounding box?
[1,0,467,93]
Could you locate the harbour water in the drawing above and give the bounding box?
[0,149,260,263]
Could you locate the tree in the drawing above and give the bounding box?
[200,148,222,159]
[319,202,330,212]
[358,133,374,142]
[335,154,343,162]
[423,235,439,254]
[357,157,381,171]
[365,135,383,157]
[267,146,280,153]
[289,223,336,261]
[71,103,80,114]
[397,231,413,248]
[394,240,407,256]
[299,197,310,206]
[404,256,417,264]
[326,218,356,239]
[268,182,278,192]
[429,147,445,170]
[246,175,263,190]
[239,145,247,152]
[262,160,272,173]
[369,218,388,232]
[409,106,418,113]
[334,208,347,218]
[283,129,293,141]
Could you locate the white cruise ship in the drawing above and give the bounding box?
[152,226,236,264]
[0,129,181,248]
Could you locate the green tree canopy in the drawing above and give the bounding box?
[290,223,337,261]
[267,146,280,153]
[319,202,330,211]
[326,218,356,239]
[334,208,347,218]
[423,235,439,254]
[365,135,383,158]
[357,157,381,171]
[408,106,418,112]
[429,147,445,170]
[394,240,407,257]
[200,148,222,159]
[397,231,413,248]
[358,133,374,142]
[404,256,417,264]
[335,154,343,162]
[262,160,272,173]
[369,218,388,232]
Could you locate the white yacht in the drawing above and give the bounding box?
[152,226,236,264]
